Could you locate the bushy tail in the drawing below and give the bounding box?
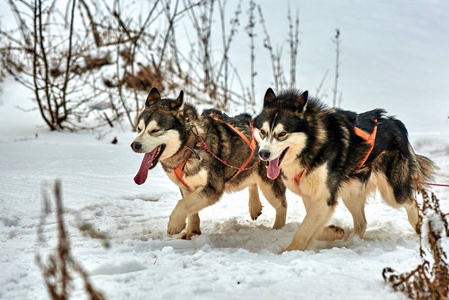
[413,154,438,190]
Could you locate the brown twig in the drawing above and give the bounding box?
[287,4,300,89]
[78,0,102,47]
[332,29,341,108]
[246,0,256,110]
[33,0,54,130]
[35,180,107,300]
[61,0,77,119]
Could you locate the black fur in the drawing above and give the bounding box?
[254,89,435,206]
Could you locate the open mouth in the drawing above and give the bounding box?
[134,144,166,185]
[148,144,165,170]
[267,147,289,180]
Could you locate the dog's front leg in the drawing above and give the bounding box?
[167,185,222,235]
[177,213,201,240]
[284,195,336,252]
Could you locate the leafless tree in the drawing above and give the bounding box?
[1,1,304,131]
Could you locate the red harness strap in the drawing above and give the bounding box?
[173,119,257,188]
[174,147,192,190]
[214,118,257,182]
[352,119,378,174]
[295,169,305,185]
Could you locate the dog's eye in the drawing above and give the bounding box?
[150,129,160,134]
[260,129,266,136]
[278,131,287,138]
[137,127,142,133]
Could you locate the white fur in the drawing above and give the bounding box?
[258,121,307,164]
[133,119,182,159]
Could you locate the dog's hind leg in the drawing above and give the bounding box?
[404,198,422,234]
[341,195,367,238]
[339,180,368,238]
[376,172,421,233]
[257,179,287,230]
[248,184,263,221]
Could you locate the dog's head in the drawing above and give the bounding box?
[253,88,310,179]
[131,87,191,185]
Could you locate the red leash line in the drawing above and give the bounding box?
[196,134,261,171]
[424,182,449,188]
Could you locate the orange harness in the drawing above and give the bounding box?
[352,119,377,174]
[174,119,257,190]
[174,148,192,189]
[295,119,378,185]
[294,169,305,185]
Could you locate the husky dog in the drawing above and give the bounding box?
[254,88,436,251]
[131,88,287,239]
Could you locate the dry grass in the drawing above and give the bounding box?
[383,190,449,299]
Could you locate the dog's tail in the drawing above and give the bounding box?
[412,152,438,190]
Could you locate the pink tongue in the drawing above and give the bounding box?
[134,148,157,185]
[267,157,281,179]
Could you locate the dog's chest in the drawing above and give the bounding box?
[283,163,330,200]
[165,168,208,191]
[284,176,304,196]
[282,166,306,195]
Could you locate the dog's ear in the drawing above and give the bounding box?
[295,90,309,113]
[170,90,184,110]
[263,88,276,107]
[146,87,161,107]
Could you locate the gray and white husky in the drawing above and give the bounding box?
[131,88,287,239]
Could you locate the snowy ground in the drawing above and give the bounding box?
[1,1,449,299]
[1,78,448,300]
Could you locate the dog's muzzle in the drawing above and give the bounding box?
[131,142,142,152]
[259,149,271,161]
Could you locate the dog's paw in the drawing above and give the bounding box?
[178,230,201,240]
[316,224,345,241]
[167,216,186,235]
[249,201,262,221]
[327,225,345,240]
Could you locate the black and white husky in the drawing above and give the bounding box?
[254,88,436,252]
[131,88,287,239]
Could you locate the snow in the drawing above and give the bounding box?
[1,1,449,299]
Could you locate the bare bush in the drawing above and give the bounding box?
[383,190,449,299]
[1,1,302,131]
[257,4,300,92]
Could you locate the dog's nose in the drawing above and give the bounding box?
[131,142,142,152]
[259,150,271,161]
